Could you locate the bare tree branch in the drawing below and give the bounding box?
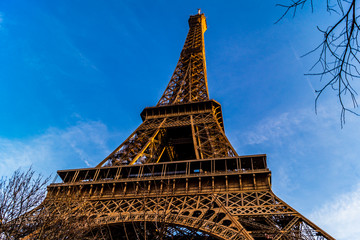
[277,0,360,127]
[0,167,50,239]
[1,168,220,239]
[0,169,101,239]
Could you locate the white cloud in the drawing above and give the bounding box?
[310,183,360,240]
[0,120,118,178]
[240,110,308,146]
[243,112,293,145]
[238,105,358,148]
[234,104,360,225]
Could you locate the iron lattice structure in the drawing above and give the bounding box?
[45,13,334,240]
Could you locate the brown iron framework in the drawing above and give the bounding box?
[45,13,334,240]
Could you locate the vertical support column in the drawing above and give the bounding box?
[112,183,116,195]
[198,177,202,192]
[190,115,200,159]
[123,183,127,195]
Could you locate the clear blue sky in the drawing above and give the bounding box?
[0,1,359,239]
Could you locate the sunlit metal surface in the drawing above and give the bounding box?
[45,13,334,240]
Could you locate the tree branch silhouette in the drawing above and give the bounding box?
[277,0,360,127]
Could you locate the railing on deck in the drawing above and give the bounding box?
[52,154,268,185]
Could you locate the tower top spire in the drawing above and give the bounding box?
[157,13,208,106]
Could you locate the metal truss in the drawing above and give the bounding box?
[97,101,236,167]
[47,183,334,240]
[49,154,334,239]
[39,12,335,240]
[157,13,209,106]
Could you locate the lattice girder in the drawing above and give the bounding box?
[158,13,209,106]
[49,160,332,240]
[97,101,237,167]
[37,12,335,240]
[45,188,333,240]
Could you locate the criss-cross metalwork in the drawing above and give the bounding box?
[42,12,335,240]
[157,13,209,106]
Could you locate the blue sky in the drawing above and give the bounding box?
[0,1,359,239]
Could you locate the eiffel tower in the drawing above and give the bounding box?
[46,12,335,240]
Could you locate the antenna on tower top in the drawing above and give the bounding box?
[198,8,201,14]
